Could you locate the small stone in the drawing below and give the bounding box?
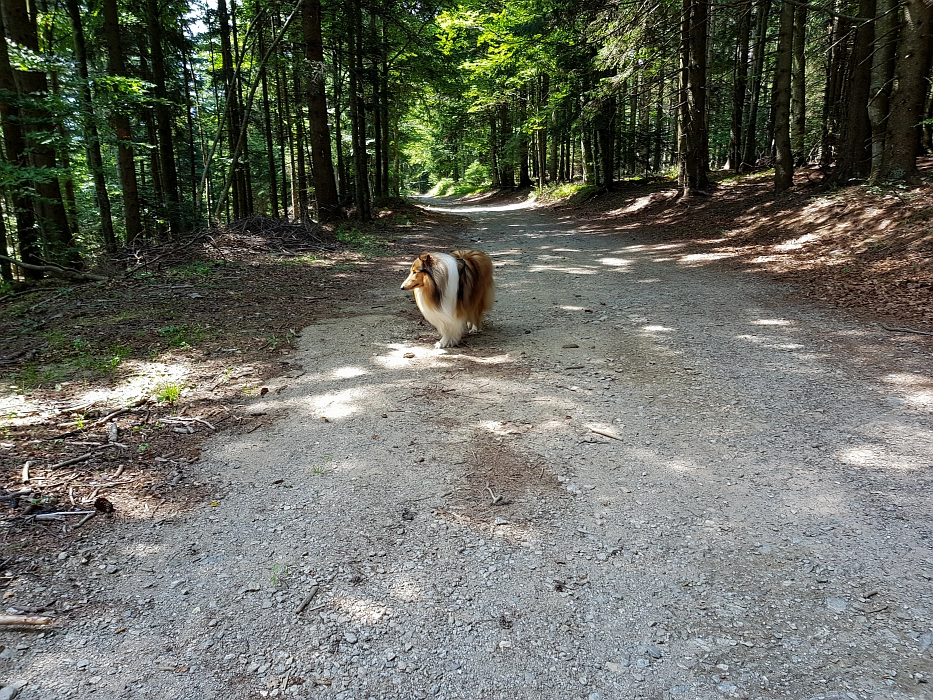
[605,661,621,673]
[826,597,847,613]
[344,631,358,644]
[105,565,119,575]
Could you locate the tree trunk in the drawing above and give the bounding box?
[834,0,876,183]
[259,26,278,217]
[538,74,549,185]
[868,0,898,174]
[518,86,532,187]
[218,0,243,220]
[727,0,751,170]
[1,0,75,263]
[790,4,807,162]
[820,13,852,167]
[303,0,340,221]
[0,6,41,277]
[146,0,181,234]
[742,0,772,166]
[66,0,116,252]
[595,91,615,190]
[773,0,795,191]
[348,0,370,220]
[679,0,709,193]
[489,114,500,187]
[877,0,933,182]
[101,0,142,242]
[294,72,310,225]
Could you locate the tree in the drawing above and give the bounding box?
[302,0,339,221]
[772,0,796,192]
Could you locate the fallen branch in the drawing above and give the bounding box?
[294,585,320,614]
[161,416,216,431]
[0,254,109,282]
[880,324,933,337]
[22,460,34,483]
[49,453,92,470]
[590,427,623,441]
[0,614,56,626]
[33,510,96,521]
[486,484,503,506]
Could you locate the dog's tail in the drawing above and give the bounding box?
[451,249,495,327]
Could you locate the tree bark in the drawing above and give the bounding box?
[727,1,751,172]
[819,13,852,167]
[302,0,340,221]
[833,0,876,183]
[1,0,75,262]
[66,0,116,252]
[146,0,181,234]
[877,0,933,182]
[742,0,772,166]
[868,0,898,174]
[790,4,807,162]
[679,0,710,193]
[0,5,41,277]
[518,85,533,187]
[259,27,278,217]
[348,0,370,220]
[773,0,796,191]
[101,0,142,242]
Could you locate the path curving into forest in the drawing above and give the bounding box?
[6,198,932,700]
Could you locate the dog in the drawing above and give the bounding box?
[400,250,495,348]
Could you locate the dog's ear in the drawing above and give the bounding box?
[419,253,434,268]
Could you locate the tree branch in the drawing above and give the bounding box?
[0,255,109,282]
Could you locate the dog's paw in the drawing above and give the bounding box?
[436,338,459,349]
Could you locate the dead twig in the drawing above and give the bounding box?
[49,453,92,470]
[22,460,34,483]
[486,484,503,506]
[0,254,109,282]
[0,614,56,626]
[880,324,933,337]
[294,585,320,614]
[590,427,623,441]
[32,510,96,522]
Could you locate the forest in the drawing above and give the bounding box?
[0,0,931,283]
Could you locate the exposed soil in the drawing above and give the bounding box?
[1,176,931,700]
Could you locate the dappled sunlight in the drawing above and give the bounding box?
[735,334,806,351]
[750,319,794,326]
[422,200,534,214]
[389,578,423,602]
[598,257,634,267]
[528,264,599,275]
[305,387,365,421]
[881,372,933,411]
[373,343,445,370]
[678,251,741,265]
[331,366,369,380]
[836,445,923,471]
[332,596,391,625]
[641,325,676,333]
[0,359,191,428]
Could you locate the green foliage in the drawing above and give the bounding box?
[155,382,183,404]
[536,182,599,202]
[157,324,205,349]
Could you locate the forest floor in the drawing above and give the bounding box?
[0,170,931,700]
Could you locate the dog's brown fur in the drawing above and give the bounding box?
[401,250,495,347]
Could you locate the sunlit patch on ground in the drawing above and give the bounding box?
[641,325,676,333]
[305,388,366,421]
[750,319,794,326]
[332,596,391,624]
[331,366,369,380]
[388,579,423,603]
[882,372,933,410]
[598,257,634,267]
[735,334,806,350]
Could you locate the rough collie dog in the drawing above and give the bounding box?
[400,250,495,348]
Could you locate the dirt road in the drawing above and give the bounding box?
[3,198,932,700]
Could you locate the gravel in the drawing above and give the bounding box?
[1,200,932,699]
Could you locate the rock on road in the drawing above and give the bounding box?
[3,198,932,700]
